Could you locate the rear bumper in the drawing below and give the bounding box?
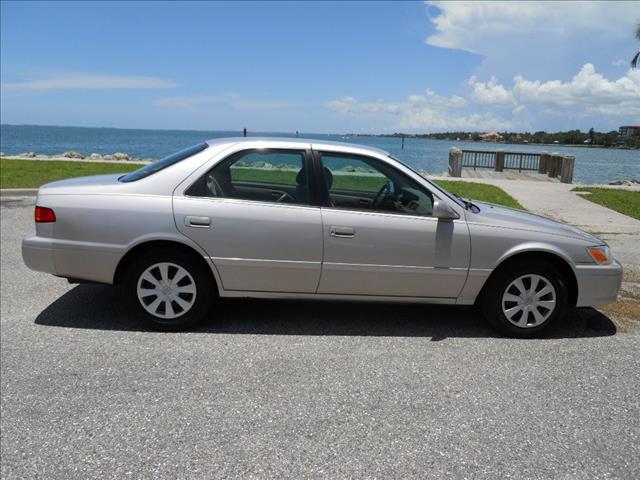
[22,233,56,275]
[574,260,623,306]
[22,233,120,284]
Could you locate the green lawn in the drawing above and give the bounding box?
[573,187,640,220]
[0,159,523,210]
[434,179,524,210]
[0,158,140,189]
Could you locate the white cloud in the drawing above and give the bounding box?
[468,64,640,116]
[328,63,639,131]
[155,93,312,111]
[467,64,640,115]
[328,96,402,115]
[396,110,514,131]
[468,76,515,106]
[425,1,638,54]
[424,0,640,90]
[612,59,631,68]
[328,89,512,130]
[1,73,176,91]
[407,89,468,109]
[328,89,466,118]
[512,105,526,115]
[512,63,640,115]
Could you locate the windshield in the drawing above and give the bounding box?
[119,142,208,182]
[388,154,466,208]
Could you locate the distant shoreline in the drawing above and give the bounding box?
[2,124,638,150]
[347,133,639,151]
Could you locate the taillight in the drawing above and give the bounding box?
[35,206,56,223]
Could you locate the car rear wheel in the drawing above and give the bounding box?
[126,249,215,331]
[481,261,568,338]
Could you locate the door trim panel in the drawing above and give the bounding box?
[319,262,468,298]
[210,256,321,292]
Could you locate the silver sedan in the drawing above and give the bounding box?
[22,138,622,337]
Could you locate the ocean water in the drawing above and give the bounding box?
[1,124,638,184]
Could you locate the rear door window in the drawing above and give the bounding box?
[186,149,311,205]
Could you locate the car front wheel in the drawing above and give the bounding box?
[126,249,215,331]
[481,261,568,338]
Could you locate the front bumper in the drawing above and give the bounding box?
[22,233,56,275]
[574,260,623,306]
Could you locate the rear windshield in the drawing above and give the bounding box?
[119,142,208,182]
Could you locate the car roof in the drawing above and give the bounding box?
[205,136,390,157]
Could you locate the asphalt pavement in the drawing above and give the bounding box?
[1,201,639,479]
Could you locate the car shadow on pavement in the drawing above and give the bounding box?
[35,284,617,340]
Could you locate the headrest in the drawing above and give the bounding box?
[323,167,333,189]
[296,167,307,185]
[296,167,333,189]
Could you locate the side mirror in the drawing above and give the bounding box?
[433,200,459,220]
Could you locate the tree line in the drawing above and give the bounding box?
[379,129,640,149]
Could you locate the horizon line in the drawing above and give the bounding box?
[1,123,632,136]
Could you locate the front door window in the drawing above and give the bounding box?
[319,153,434,216]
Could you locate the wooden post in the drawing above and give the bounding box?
[539,152,550,173]
[560,155,575,183]
[495,150,505,172]
[548,153,560,178]
[448,147,462,177]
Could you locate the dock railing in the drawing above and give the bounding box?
[448,147,575,183]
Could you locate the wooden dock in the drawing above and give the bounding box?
[457,169,560,182]
[448,147,575,183]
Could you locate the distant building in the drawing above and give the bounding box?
[479,131,503,142]
[619,125,640,136]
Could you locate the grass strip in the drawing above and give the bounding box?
[573,187,640,220]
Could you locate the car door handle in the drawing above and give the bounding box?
[330,226,355,238]
[185,216,211,228]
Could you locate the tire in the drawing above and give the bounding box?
[480,261,568,338]
[125,248,215,331]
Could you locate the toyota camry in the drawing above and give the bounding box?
[22,138,622,337]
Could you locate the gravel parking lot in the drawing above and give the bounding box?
[2,201,639,479]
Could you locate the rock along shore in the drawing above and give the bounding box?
[0,150,152,164]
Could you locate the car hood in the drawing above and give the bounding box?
[470,201,603,244]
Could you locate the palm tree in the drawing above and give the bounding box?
[632,23,640,68]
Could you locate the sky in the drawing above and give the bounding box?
[1,0,639,133]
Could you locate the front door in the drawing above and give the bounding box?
[314,150,470,298]
[174,148,323,293]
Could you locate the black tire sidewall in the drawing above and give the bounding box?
[125,249,214,331]
[482,262,568,338]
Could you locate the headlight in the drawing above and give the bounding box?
[587,245,611,265]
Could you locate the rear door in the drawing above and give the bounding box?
[314,149,470,298]
[174,147,324,293]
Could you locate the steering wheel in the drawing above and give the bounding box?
[275,191,296,203]
[372,181,392,209]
